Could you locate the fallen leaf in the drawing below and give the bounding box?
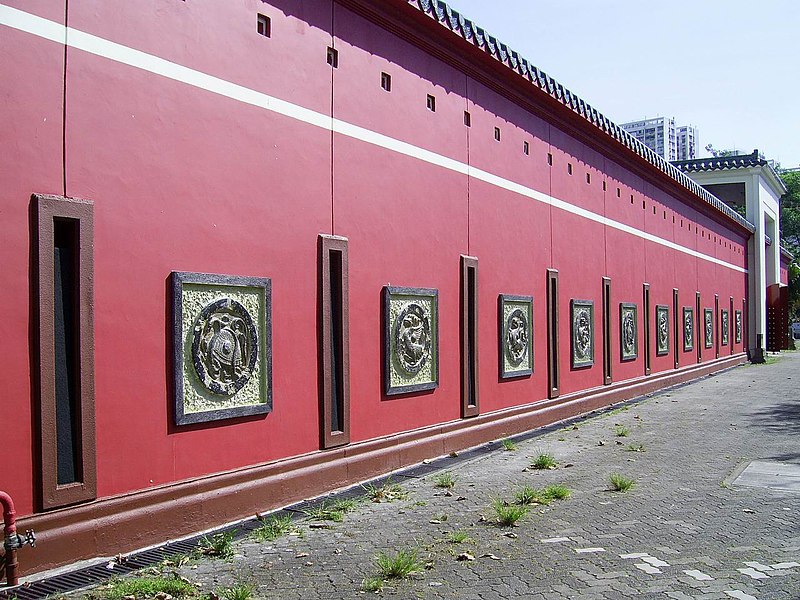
[598,441,606,446]
[564,463,574,468]
[429,519,442,524]
[742,508,755,514]
[309,523,331,529]
[456,496,467,501]
[296,552,310,558]
[480,553,501,560]
[456,552,475,561]
[449,451,459,458]
[503,532,518,539]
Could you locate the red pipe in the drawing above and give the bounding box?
[0,491,19,587]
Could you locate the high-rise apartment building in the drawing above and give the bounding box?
[620,117,698,161]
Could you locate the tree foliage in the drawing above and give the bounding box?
[780,171,800,320]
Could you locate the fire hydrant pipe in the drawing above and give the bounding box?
[0,491,19,587]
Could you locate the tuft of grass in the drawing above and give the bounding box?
[303,498,358,522]
[195,531,235,559]
[253,513,296,542]
[433,472,456,489]
[541,484,571,501]
[363,478,407,503]
[447,530,471,544]
[102,576,196,600]
[530,453,557,470]
[375,548,423,579]
[609,473,635,492]
[513,485,548,506]
[219,583,255,600]
[491,498,528,526]
[614,425,630,437]
[625,443,645,452]
[361,576,385,592]
[501,438,518,452]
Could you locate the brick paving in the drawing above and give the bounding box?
[83,352,800,599]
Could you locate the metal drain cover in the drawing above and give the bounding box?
[733,461,800,492]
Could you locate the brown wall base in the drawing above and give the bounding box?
[18,354,746,576]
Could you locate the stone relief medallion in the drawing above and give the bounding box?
[571,300,594,368]
[393,302,431,376]
[619,303,638,361]
[499,295,533,378]
[172,272,272,426]
[384,286,439,395]
[656,305,670,356]
[704,308,713,349]
[721,310,729,346]
[735,310,742,344]
[683,307,694,352]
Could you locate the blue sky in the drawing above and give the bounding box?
[445,1,800,168]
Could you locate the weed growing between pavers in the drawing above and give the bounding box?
[362,478,408,503]
[529,452,557,470]
[446,530,471,544]
[625,443,645,452]
[252,513,297,542]
[219,583,255,600]
[433,472,456,489]
[302,498,358,522]
[501,438,518,451]
[97,576,198,599]
[361,576,384,592]
[374,548,424,578]
[614,424,630,437]
[609,473,635,492]
[195,531,235,559]
[513,484,571,506]
[491,498,528,526]
[541,484,571,500]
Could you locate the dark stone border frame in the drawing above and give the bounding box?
[721,308,730,346]
[655,304,670,356]
[619,302,638,362]
[735,309,743,344]
[383,286,440,396]
[683,307,695,352]
[570,299,595,369]
[704,308,714,349]
[498,294,534,379]
[460,256,480,417]
[171,271,272,426]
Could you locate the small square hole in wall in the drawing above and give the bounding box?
[380,72,391,92]
[586,173,591,184]
[327,47,338,68]
[547,153,553,166]
[257,14,271,37]
[617,187,621,198]
[602,181,607,191]
[523,141,529,155]
[464,111,471,127]
[630,195,634,204]
[567,163,573,175]
[494,127,501,141]
[653,206,656,215]
[426,94,436,112]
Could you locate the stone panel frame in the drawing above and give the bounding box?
[383,286,439,396]
[721,309,729,346]
[619,302,638,362]
[735,309,742,344]
[460,256,479,417]
[171,272,272,426]
[655,304,670,356]
[683,307,694,352]
[704,308,714,349]
[570,299,594,369]
[498,294,533,379]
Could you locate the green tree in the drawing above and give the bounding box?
[779,171,800,320]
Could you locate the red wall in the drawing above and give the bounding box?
[1,0,752,518]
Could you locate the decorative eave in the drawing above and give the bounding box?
[401,0,756,234]
[781,246,794,262]
[673,149,789,199]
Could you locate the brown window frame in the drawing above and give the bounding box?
[34,193,96,510]
[602,277,612,385]
[643,283,651,375]
[319,235,350,449]
[696,291,702,363]
[460,256,479,417]
[546,269,560,398]
[673,288,679,369]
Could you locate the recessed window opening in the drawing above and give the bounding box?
[380,72,391,92]
[567,163,573,175]
[653,206,656,215]
[523,141,529,155]
[586,173,591,184]
[463,111,471,127]
[602,181,607,191]
[494,126,501,141]
[257,14,271,37]
[663,210,666,219]
[547,153,553,166]
[617,188,621,198]
[326,47,338,68]
[426,94,436,112]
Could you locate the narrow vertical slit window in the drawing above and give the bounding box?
[256,14,271,37]
[460,256,479,418]
[643,283,651,375]
[602,181,607,192]
[426,94,436,112]
[696,292,702,364]
[547,153,553,166]
[319,235,350,449]
[523,141,529,155]
[586,173,591,185]
[463,111,471,127]
[35,194,96,510]
[326,47,338,68]
[729,297,734,355]
[602,277,612,385]
[547,269,560,398]
[380,72,391,92]
[567,163,573,175]
[673,289,679,369]
[494,126,501,141]
[715,294,720,358]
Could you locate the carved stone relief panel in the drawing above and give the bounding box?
[499,295,533,378]
[735,310,742,344]
[571,299,594,369]
[721,309,729,346]
[656,304,670,356]
[384,286,439,395]
[619,303,638,362]
[704,308,713,349]
[683,307,694,352]
[172,272,272,426]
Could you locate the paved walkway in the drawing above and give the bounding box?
[89,353,800,599]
